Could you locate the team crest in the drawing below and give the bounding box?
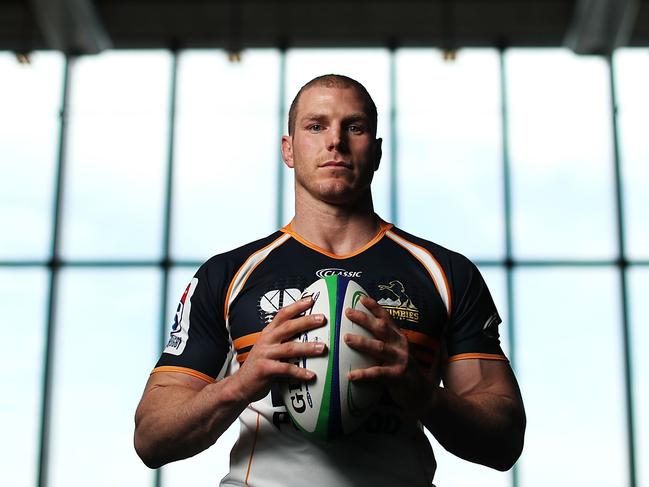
[376,280,420,323]
[258,288,302,324]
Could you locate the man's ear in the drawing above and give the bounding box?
[373,138,383,171]
[281,135,294,168]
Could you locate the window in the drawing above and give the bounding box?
[2,46,646,487]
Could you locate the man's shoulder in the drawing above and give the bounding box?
[387,225,474,270]
[200,230,288,272]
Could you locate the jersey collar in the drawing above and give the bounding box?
[280,217,394,260]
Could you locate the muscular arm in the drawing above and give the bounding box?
[422,358,526,471]
[134,372,247,469]
[134,297,326,469]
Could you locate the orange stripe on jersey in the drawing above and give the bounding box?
[150,366,216,383]
[448,353,509,363]
[402,329,440,352]
[233,332,262,351]
[280,220,394,260]
[237,352,250,363]
[224,233,291,324]
[245,412,261,485]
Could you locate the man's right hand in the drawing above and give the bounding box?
[232,295,328,404]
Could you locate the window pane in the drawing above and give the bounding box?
[283,49,392,223]
[60,51,171,260]
[515,268,627,486]
[507,50,616,260]
[0,268,48,487]
[630,267,649,486]
[49,269,160,486]
[172,50,279,259]
[0,52,62,259]
[161,266,238,486]
[397,49,504,260]
[426,267,510,487]
[614,49,649,260]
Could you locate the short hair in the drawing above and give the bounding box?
[287,74,378,136]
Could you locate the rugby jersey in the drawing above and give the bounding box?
[153,219,507,486]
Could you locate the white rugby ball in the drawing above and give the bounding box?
[280,276,381,440]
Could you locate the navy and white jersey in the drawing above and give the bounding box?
[153,219,507,487]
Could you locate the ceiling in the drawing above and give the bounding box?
[1,0,648,55]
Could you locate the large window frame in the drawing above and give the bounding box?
[1,47,646,487]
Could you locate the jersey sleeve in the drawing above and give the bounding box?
[153,259,233,382]
[444,255,507,362]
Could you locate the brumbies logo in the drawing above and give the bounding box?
[377,280,420,323]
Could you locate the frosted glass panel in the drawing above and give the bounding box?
[172,50,279,259]
[0,52,63,259]
[515,268,627,486]
[615,49,649,260]
[397,49,504,260]
[0,269,48,487]
[49,269,160,487]
[630,268,649,487]
[507,50,616,260]
[60,51,171,259]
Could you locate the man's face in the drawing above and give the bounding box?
[282,86,382,206]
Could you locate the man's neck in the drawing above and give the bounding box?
[290,194,381,256]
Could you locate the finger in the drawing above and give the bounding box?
[345,307,374,330]
[273,359,321,381]
[343,332,385,361]
[347,365,388,382]
[269,295,315,328]
[359,295,390,319]
[345,307,388,339]
[274,312,326,342]
[268,340,327,360]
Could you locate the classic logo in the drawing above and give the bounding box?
[376,280,420,323]
[315,268,363,279]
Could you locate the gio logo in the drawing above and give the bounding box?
[315,268,362,279]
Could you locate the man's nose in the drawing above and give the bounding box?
[327,126,348,152]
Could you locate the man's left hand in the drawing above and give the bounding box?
[343,295,437,419]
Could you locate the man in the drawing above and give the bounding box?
[134,74,526,486]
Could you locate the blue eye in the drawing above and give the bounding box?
[309,124,323,132]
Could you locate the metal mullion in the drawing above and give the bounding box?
[7,258,649,269]
[608,52,637,487]
[37,54,72,487]
[498,47,518,487]
[389,45,398,224]
[276,47,287,228]
[154,47,180,487]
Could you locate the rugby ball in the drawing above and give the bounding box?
[280,275,381,440]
